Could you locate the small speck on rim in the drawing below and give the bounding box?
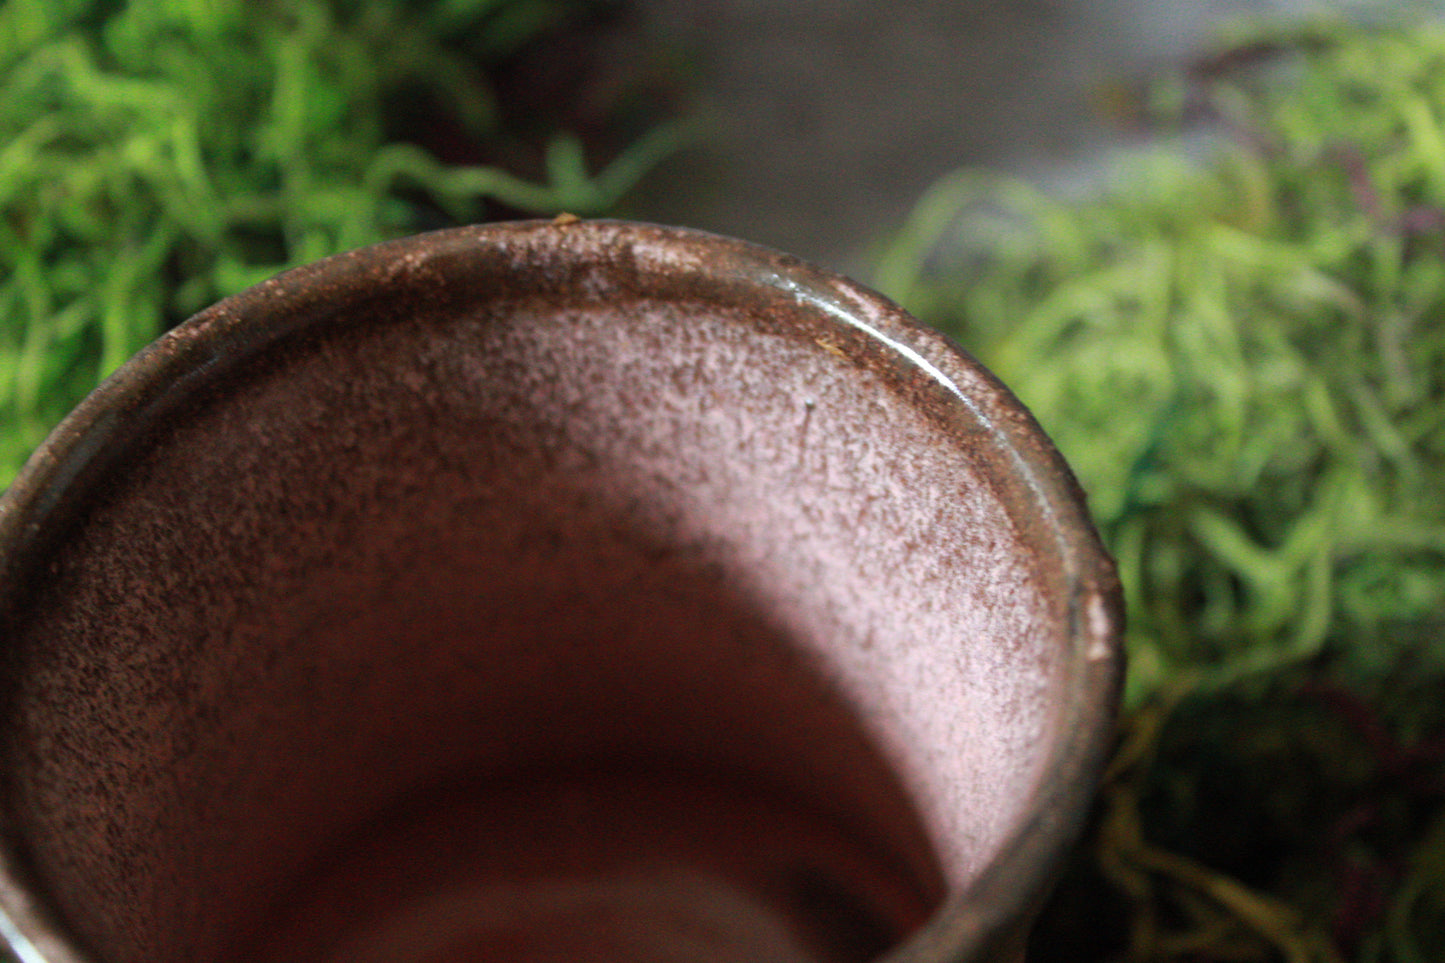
[1085,591,1113,660]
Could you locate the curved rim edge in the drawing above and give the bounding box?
[0,219,1124,963]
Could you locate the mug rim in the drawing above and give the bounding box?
[0,219,1123,963]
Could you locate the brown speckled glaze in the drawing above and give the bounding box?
[0,221,1122,963]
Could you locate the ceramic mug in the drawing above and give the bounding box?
[0,221,1122,963]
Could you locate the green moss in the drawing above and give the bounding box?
[0,0,683,485]
[876,15,1445,708]
[876,15,1445,961]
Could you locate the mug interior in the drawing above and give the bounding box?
[0,222,1119,963]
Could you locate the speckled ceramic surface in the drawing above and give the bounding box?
[0,220,1122,963]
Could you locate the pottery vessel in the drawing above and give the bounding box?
[0,220,1122,963]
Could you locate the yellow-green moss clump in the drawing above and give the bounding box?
[878,16,1444,962]
[0,0,680,484]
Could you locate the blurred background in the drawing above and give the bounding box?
[2,0,1442,961]
[617,0,1347,272]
